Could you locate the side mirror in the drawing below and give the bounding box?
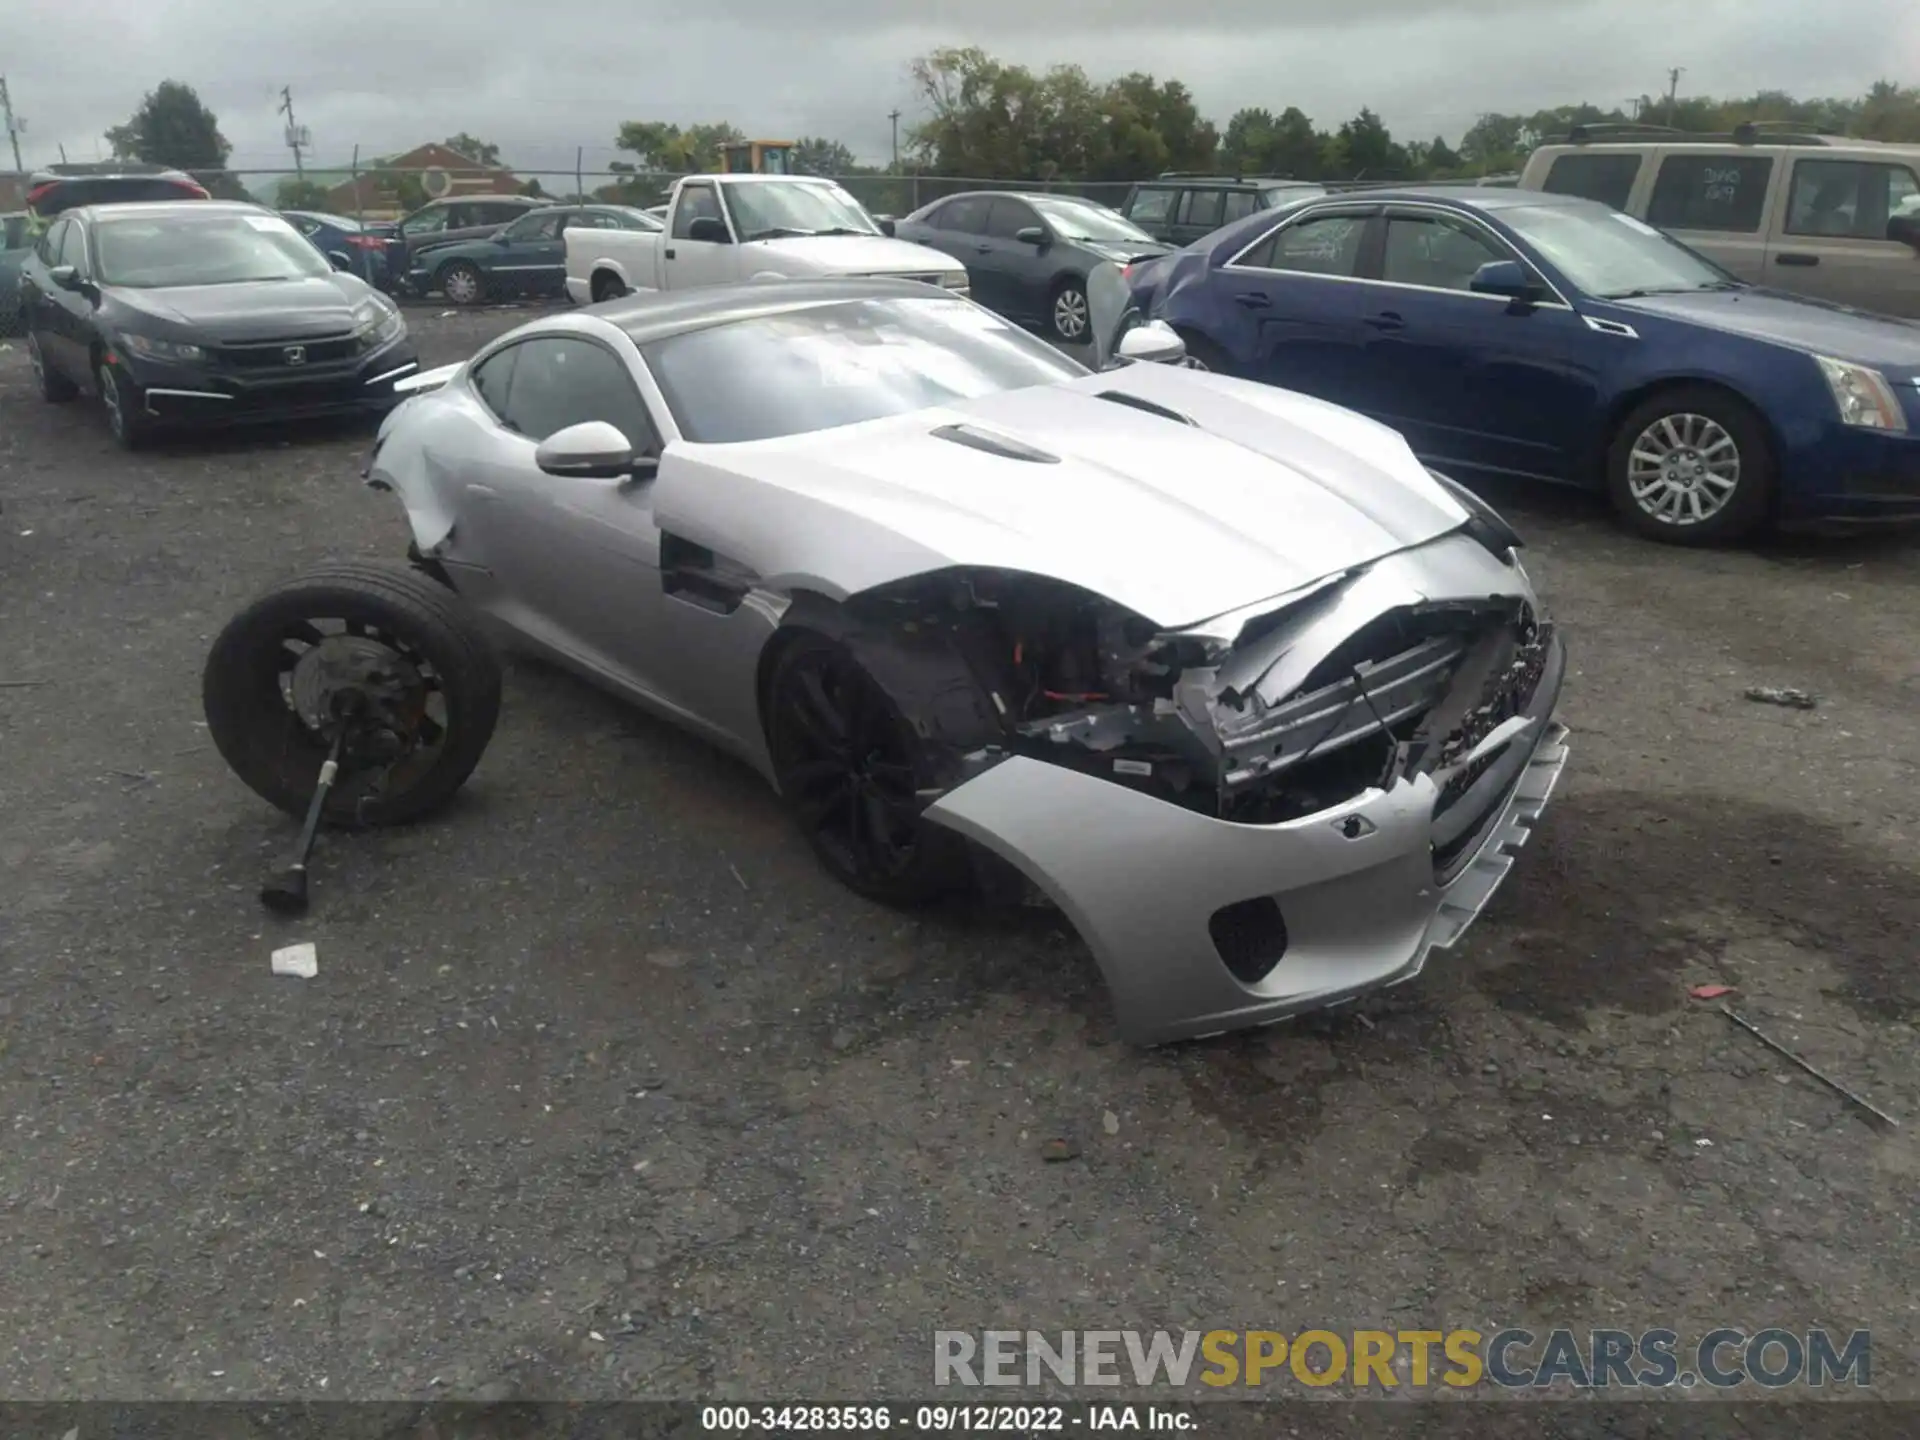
[878,217,897,237]
[49,264,81,291]
[686,216,730,244]
[1469,259,1543,304]
[493,231,512,244]
[327,251,352,272]
[534,420,641,480]
[1888,213,1920,252]
[1113,319,1187,367]
[1014,226,1049,247]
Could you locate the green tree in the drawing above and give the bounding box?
[613,120,746,172]
[443,133,503,166]
[1326,107,1407,179]
[275,177,332,211]
[792,136,861,175]
[519,176,547,197]
[105,80,231,170]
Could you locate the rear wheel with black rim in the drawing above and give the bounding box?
[1605,385,1774,545]
[202,562,502,827]
[29,331,78,402]
[765,632,967,906]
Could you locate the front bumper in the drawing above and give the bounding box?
[925,634,1570,1047]
[1783,418,1920,524]
[118,341,422,428]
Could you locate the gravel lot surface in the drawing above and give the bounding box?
[2,303,1917,1418]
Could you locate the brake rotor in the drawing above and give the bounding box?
[288,634,429,749]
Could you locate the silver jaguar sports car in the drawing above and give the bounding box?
[203,270,1569,1046]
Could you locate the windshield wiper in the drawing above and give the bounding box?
[811,226,872,237]
[743,226,809,241]
[1601,282,1743,299]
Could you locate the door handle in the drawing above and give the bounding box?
[974,245,991,254]
[1774,252,1819,267]
[1233,292,1271,309]
[664,248,676,260]
[1366,312,1406,331]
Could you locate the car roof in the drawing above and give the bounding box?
[29,161,197,184]
[1312,185,1591,213]
[69,199,267,223]
[597,277,974,347]
[1136,175,1319,190]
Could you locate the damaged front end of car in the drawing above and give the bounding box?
[841,496,1569,1046]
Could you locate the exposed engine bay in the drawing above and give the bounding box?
[848,552,1554,830]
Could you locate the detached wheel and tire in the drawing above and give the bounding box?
[1606,386,1773,544]
[765,632,968,906]
[28,331,78,403]
[203,562,502,827]
[96,356,152,450]
[437,261,487,307]
[1050,279,1091,344]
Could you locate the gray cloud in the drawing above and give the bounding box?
[3,0,1913,180]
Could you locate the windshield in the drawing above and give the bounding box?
[1499,202,1739,298]
[1030,197,1156,246]
[642,295,1086,444]
[94,211,335,288]
[722,181,880,241]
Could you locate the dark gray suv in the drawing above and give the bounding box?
[1120,174,1325,246]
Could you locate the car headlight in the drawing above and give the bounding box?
[1429,468,1525,559]
[118,333,203,363]
[354,301,406,350]
[1814,355,1908,432]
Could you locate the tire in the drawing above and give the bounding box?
[1605,385,1774,545]
[28,330,78,402]
[96,356,151,450]
[764,631,969,906]
[590,270,627,303]
[437,260,487,307]
[1049,278,1091,344]
[202,561,503,828]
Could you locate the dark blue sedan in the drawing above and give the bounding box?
[281,210,400,292]
[1130,188,1920,542]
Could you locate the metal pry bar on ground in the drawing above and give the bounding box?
[260,726,348,916]
[1720,1004,1899,1129]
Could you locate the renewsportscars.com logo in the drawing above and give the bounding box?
[934,1328,1872,1391]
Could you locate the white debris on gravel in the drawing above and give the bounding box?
[271,942,318,979]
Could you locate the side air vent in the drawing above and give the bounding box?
[1097,391,1196,426]
[929,423,1060,463]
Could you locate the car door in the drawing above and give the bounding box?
[1211,205,1376,398]
[915,194,995,298]
[490,210,566,292]
[1351,207,1601,481]
[22,217,73,373]
[1771,156,1920,317]
[43,219,97,380]
[1170,187,1226,246]
[978,197,1052,322]
[665,182,738,288]
[1641,152,1777,283]
[457,335,679,692]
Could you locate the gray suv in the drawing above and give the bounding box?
[1120,174,1325,246]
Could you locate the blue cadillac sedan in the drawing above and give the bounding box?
[1128,188,1920,543]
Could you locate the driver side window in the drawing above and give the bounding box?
[1381,214,1510,293]
[36,218,69,266]
[403,206,449,236]
[56,220,89,274]
[673,184,724,239]
[493,337,661,451]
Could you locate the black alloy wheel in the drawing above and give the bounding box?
[766,633,961,905]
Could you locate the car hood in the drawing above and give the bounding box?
[1614,288,1920,370]
[656,364,1471,629]
[746,234,964,276]
[107,276,367,340]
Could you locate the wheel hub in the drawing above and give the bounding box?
[289,635,427,753]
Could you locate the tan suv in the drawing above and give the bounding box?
[1518,123,1920,318]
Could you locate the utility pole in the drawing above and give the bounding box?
[0,75,25,175]
[279,85,306,180]
[1623,97,1643,121]
[1664,67,1685,126]
[888,108,901,172]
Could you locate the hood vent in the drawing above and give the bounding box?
[1097,391,1196,426]
[929,423,1060,464]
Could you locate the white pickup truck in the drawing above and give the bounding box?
[564,173,971,305]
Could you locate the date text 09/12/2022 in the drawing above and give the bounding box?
[700,1405,1194,1431]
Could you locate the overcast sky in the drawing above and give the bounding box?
[4,0,1916,181]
